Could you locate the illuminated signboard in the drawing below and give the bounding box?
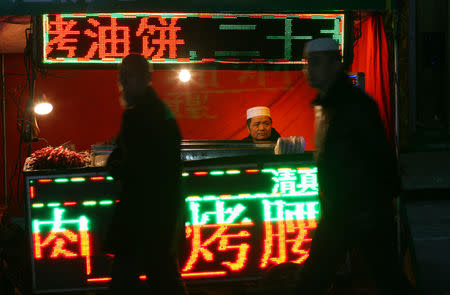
[39,13,345,67]
[26,164,319,293]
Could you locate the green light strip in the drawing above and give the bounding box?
[54,178,69,183]
[186,192,318,202]
[71,177,86,182]
[210,171,224,176]
[215,51,260,57]
[106,176,114,181]
[182,172,189,177]
[33,201,118,208]
[83,201,96,206]
[219,24,256,30]
[99,200,113,205]
[226,170,241,175]
[29,180,34,184]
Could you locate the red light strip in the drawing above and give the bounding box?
[245,169,260,173]
[38,179,53,183]
[177,58,190,62]
[86,271,228,282]
[63,202,77,206]
[90,176,105,181]
[87,277,112,283]
[30,186,35,199]
[193,171,208,176]
[181,271,227,278]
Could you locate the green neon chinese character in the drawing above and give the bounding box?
[262,200,320,222]
[188,201,250,225]
[296,168,318,195]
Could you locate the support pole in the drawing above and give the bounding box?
[409,0,417,135]
[1,54,7,207]
[393,5,402,260]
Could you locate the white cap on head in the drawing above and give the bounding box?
[247,106,271,120]
[304,38,340,54]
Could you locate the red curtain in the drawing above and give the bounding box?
[350,14,394,142]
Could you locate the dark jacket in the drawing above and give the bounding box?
[106,87,183,253]
[241,127,281,143]
[312,74,400,221]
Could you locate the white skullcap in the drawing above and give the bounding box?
[247,106,271,120]
[304,38,340,54]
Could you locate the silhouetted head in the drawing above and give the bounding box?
[302,38,343,94]
[118,54,153,107]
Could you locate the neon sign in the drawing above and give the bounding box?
[26,165,319,292]
[33,208,92,275]
[39,13,344,66]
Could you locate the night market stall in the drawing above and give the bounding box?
[0,1,405,294]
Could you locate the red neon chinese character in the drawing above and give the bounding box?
[83,17,130,60]
[182,222,253,275]
[33,209,92,275]
[260,219,317,269]
[34,229,92,275]
[46,15,80,58]
[136,17,185,59]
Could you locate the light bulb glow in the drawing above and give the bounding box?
[34,102,53,115]
[179,70,191,82]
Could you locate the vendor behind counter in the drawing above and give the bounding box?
[241,106,281,143]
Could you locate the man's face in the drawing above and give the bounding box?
[303,51,340,91]
[248,116,272,142]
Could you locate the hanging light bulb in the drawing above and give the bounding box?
[34,102,53,115]
[34,94,53,115]
[178,69,191,82]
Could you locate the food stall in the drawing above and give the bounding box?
[0,1,395,293]
[25,148,320,293]
[22,11,351,293]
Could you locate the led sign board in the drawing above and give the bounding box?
[26,165,319,293]
[39,13,344,67]
[0,0,393,15]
